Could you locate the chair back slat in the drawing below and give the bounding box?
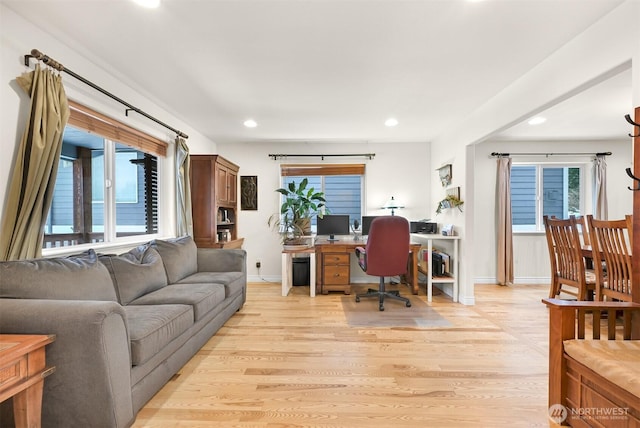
[587,215,633,302]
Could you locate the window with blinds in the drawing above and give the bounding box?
[511,163,584,232]
[43,102,164,249]
[280,164,364,229]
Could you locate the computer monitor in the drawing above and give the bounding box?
[361,215,381,236]
[317,215,350,241]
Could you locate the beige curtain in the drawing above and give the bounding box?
[175,137,193,237]
[496,157,514,285]
[593,154,608,220]
[0,65,69,260]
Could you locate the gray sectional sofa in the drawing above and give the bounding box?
[0,235,246,427]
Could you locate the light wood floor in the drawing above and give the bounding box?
[132,282,554,427]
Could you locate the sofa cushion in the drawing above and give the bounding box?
[152,236,198,283]
[0,249,117,301]
[564,339,640,398]
[129,283,226,321]
[177,272,245,299]
[100,246,168,305]
[124,304,194,366]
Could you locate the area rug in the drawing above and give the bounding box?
[341,290,451,328]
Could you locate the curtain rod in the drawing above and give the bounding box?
[269,153,375,160]
[24,49,188,139]
[490,151,611,158]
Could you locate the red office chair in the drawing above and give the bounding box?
[355,216,412,311]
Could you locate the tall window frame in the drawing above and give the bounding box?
[511,162,586,233]
[43,101,167,252]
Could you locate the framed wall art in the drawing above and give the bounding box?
[240,175,258,210]
[437,164,452,187]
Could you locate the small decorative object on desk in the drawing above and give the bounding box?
[351,219,361,241]
[441,224,454,236]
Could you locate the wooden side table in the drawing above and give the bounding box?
[0,334,56,428]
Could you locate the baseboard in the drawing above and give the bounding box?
[474,276,550,285]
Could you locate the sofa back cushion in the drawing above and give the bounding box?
[151,236,198,283]
[100,246,168,305]
[0,249,117,301]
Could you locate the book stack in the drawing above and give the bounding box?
[431,248,450,276]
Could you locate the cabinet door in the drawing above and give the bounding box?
[227,167,237,204]
[216,164,230,205]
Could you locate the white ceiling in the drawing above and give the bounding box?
[3,0,633,144]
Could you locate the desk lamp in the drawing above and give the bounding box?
[382,196,404,216]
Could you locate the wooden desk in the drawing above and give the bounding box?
[0,334,55,428]
[314,238,421,295]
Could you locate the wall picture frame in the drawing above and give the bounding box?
[438,164,452,187]
[240,175,258,210]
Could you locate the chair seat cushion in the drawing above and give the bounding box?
[564,339,640,398]
[124,304,193,366]
[129,283,226,321]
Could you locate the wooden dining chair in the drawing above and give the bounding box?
[573,215,591,247]
[586,215,633,302]
[543,216,596,301]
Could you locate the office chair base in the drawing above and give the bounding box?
[355,288,412,311]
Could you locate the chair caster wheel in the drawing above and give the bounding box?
[406,301,412,307]
[355,297,360,302]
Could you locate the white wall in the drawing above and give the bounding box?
[2,2,639,305]
[216,141,431,283]
[474,139,632,284]
[0,5,217,240]
[428,0,639,304]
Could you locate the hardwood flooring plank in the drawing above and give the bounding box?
[132,282,554,427]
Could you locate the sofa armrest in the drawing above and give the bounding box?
[0,299,135,428]
[197,248,247,273]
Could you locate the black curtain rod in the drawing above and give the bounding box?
[24,49,188,139]
[491,151,611,158]
[269,153,375,160]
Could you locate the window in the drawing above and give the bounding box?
[511,163,585,232]
[44,101,166,249]
[280,164,364,230]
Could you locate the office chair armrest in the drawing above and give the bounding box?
[355,246,366,271]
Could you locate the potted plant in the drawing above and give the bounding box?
[436,194,464,215]
[268,178,327,247]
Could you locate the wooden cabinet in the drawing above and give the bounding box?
[190,155,243,248]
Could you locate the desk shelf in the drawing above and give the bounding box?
[412,234,460,302]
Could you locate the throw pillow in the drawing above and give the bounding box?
[0,249,117,301]
[100,245,168,305]
[151,235,198,283]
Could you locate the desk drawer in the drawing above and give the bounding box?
[0,355,27,391]
[324,253,350,265]
[324,265,350,285]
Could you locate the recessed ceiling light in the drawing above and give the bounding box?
[132,0,160,8]
[243,119,257,128]
[385,118,398,127]
[527,116,547,125]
